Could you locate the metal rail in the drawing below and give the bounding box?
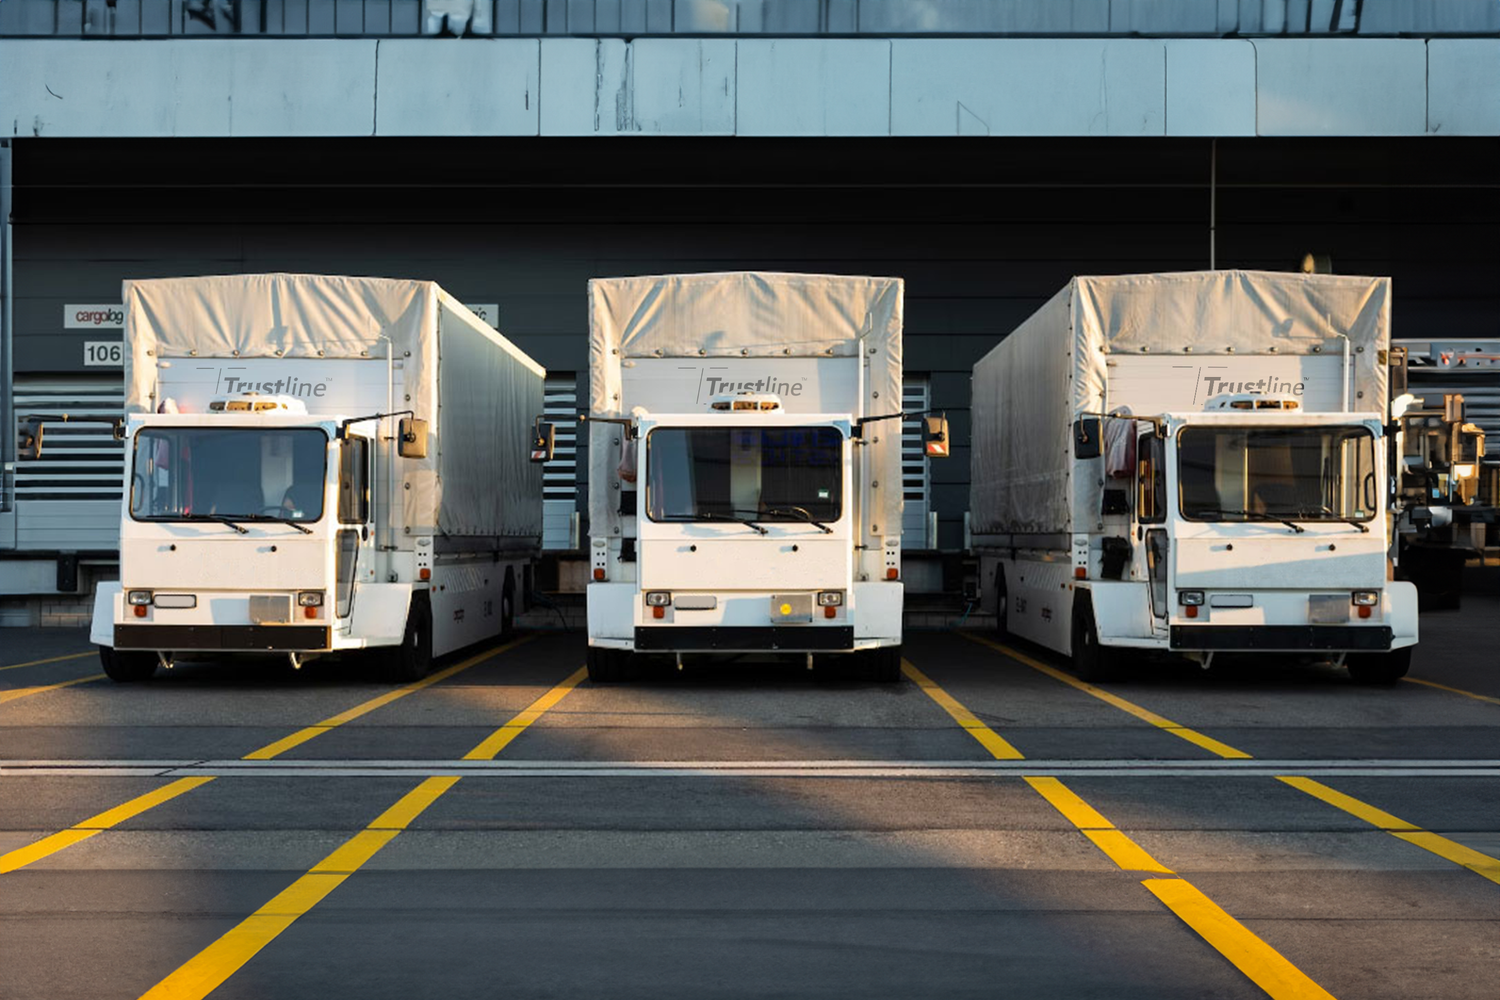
[4,0,1498,40]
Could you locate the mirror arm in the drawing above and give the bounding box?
[854,408,942,439]
[338,410,414,440]
[579,414,638,439]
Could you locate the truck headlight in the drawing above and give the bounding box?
[817,591,844,606]
[127,590,153,606]
[1351,591,1379,606]
[298,591,324,607]
[1178,591,1205,606]
[644,591,672,607]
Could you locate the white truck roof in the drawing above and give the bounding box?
[123,273,545,543]
[587,272,904,543]
[971,270,1392,537]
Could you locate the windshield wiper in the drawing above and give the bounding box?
[737,507,834,534]
[174,513,249,534]
[1198,508,1305,533]
[658,512,768,535]
[1292,507,1369,533]
[244,515,314,535]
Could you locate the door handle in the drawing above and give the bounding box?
[361,525,369,542]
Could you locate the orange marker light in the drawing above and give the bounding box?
[593,567,606,582]
[1358,605,1372,619]
[824,605,837,619]
[1184,605,1198,619]
[305,605,318,619]
[652,605,665,619]
[419,567,431,581]
[133,604,148,618]
[1074,566,1086,579]
[886,567,898,580]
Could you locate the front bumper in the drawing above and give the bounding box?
[1170,625,1392,652]
[634,625,855,652]
[114,624,332,652]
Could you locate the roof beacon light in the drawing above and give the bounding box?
[710,392,782,413]
[209,392,309,415]
[1206,393,1301,412]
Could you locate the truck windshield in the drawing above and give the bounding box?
[130,427,328,523]
[1178,426,1377,523]
[646,426,843,523]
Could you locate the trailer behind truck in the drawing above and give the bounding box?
[87,274,544,681]
[583,272,944,682]
[970,270,1418,683]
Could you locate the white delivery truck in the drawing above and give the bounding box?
[580,272,945,682]
[970,270,1419,684]
[86,274,545,682]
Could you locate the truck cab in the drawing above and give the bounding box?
[585,396,905,681]
[90,394,404,680]
[1074,397,1418,682]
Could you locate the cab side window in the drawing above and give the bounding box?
[339,437,369,524]
[1138,433,1166,524]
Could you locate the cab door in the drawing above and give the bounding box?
[1135,429,1170,624]
[335,433,376,621]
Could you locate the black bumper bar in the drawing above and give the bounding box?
[1171,625,1393,652]
[114,624,332,652]
[634,626,855,652]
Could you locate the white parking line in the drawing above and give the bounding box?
[5,758,1499,778]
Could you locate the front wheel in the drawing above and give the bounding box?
[99,646,157,682]
[586,645,629,683]
[1070,598,1126,683]
[865,645,903,683]
[1347,647,1412,685]
[385,595,433,683]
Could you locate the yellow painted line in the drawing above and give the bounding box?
[963,633,1252,759]
[910,655,1336,999]
[0,650,95,672]
[0,829,101,875]
[462,666,588,760]
[1402,676,1500,707]
[139,777,451,1000]
[135,670,586,1000]
[962,633,1500,887]
[1023,776,1115,829]
[0,673,106,706]
[0,776,213,875]
[1391,832,1500,886]
[1083,830,1175,874]
[1276,777,1418,831]
[243,635,534,759]
[900,659,1025,760]
[1280,776,1500,886]
[1,637,534,876]
[1143,878,1338,1000]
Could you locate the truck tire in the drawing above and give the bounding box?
[993,567,1010,640]
[1346,647,1412,685]
[385,594,433,683]
[587,645,628,683]
[1070,596,1125,683]
[99,646,157,682]
[866,645,903,683]
[500,576,516,640]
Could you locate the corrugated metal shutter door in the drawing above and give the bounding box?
[901,376,931,548]
[12,376,124,551]
[543,375,579,551]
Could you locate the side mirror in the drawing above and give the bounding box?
[397,417,429,459]
[18,420,44,461]
[1073,417,1102,459]
[530,419,555,463]
[1455,426,1484,465]
[922,415,950,458]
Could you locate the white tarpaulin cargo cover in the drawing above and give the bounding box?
[971,270,1391,536]
[124,274,545,544]
[588,272,903,542]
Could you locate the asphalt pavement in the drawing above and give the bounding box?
[2,586,1497,1000]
